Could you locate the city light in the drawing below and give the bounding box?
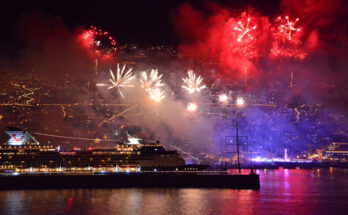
[127,136,141,145]
[96,64,135,98]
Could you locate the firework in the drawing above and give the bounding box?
[234,17,257,43]
[127,134,141,145]
[80,26,116,59]
[148,88,166,102]
[276,16,301,42]
[139,69,165,102]
[139,69,164,91]
[187,103,198,112]
[96,64,135,98]
[271,16,306,59]
[218,94,229,103]
[182,70,206,94]
[236,97,245,107]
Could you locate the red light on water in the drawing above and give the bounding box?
[65,197,73,211]
[72,147,81,151]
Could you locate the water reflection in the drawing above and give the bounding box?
[0,169,347,215]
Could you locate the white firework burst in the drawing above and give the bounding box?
[108,64,136,89]
[187,102,198,112]
[182,70,206,94]
[148,88,166,102]
[96,64,136,98]
[139,69,164,91]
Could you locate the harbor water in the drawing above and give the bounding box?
[0,168,347,215]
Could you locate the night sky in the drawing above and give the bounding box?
[0,0,347,152]
[0,0,283,48]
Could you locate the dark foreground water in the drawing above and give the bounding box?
[0,168,347,215]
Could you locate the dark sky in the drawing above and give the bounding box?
[0,0,281,47]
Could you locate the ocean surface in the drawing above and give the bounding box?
[0,168,347,215]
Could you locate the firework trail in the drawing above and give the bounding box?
[81,26,116,59]
[96,64,136,98]
[182,70,206,94]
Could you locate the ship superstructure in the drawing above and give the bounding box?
[0,128,187,173]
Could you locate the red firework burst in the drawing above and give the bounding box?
[271,16,306,59]
[232,15,258,59]
[234,17,257,43]
[80,26,117,60]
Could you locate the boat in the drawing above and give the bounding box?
[0,128,207,174]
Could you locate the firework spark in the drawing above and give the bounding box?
[276,16,301,42]
[96,64,135,98]
[139,69,164,91]
[182,70,206,94]
[148,88,166,102]
[236,97,245,107]
[234,17,257,43]
[270,16,306,59]
[219,94,229,103]
[80,26,116,59]
[187,103,198,112]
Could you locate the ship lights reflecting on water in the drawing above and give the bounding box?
[0,169,347,215]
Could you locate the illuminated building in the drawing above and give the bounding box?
[325,142,348,162]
